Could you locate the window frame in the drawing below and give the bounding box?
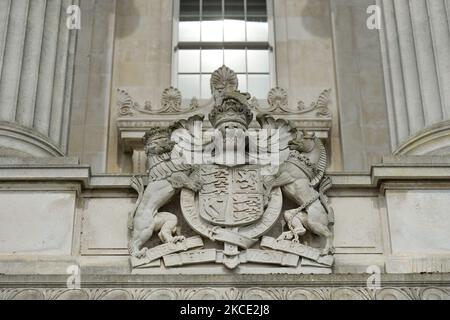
[171,0,276,101]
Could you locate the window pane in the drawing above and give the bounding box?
[224,19,246,42]
[180,0,200,19]
[201,20,223,42]
[237,74,247,92]
[224,49,246,73]
[225,0,245,17]
[247,0,267,17]
[201,74,212,99]
[179,21,200,42]
[247,18,268,42]
[178,50,200,73]
[203,0,222,19]
[202,49,224,73]
[248,74,270,99]
[178,75,201,99]
[247,50,269,73]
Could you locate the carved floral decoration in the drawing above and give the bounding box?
[118,67,331,118]
[252,87,332,117]
[210,65,239,94]
[2,286,448,300]
[267,87,288,111]
[117,87,202,116]
[161,87,182,112]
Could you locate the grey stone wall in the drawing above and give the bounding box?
[68,0,116,173]
[106,0,174,174]
[274,0,344,172]
[331,0,391,172]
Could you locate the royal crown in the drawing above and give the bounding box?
[208,92,254,129]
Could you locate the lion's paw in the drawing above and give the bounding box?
[171,236,186,243]
[131,247,148,259]
[277,231,294,242]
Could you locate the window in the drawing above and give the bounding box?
[173,0,274,100]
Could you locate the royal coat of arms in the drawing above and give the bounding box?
[127,66,335,272]
[199,165,264,227]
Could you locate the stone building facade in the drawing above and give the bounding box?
[1,0,450,300]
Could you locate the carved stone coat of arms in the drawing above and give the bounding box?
[199,165,264,227]
[127,66,335,272]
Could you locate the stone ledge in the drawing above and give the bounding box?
[0,166,91,187]
[1,274,450,288]
[0,157,80,166]
[1,161,450,190]
[383,155,450,165]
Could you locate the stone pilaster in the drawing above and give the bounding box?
[0,0,78,157]
[379,0,450,151]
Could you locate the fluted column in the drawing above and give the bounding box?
[0,0,78,157]
[0,0,29,122]
[16,0,47,128]
[379,0,450,151]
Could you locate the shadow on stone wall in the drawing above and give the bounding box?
[115,0,141,39]
[298,0,332,39]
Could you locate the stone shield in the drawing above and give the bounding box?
[198,165,265,227]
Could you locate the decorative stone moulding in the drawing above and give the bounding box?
[258,87,332,117]
[2,285,450,300]
[394,120,450,156]
[0,122,64,157]
[1,274,450,300]
[118,87,202,116]
[117,66,333,154]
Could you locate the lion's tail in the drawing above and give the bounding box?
[128,176,145,230]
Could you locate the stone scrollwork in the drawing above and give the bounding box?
[258,87,332,117]
[2,286,449,300]
[160,87,182,112]
[309,89,333,117]
[267,87,289,111]
[117,87,202,116]
[117,89,136,117]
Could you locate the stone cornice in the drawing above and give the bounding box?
[117,116,332,152]
[1,273,450,288]
[1,274,450,300]
[0,161,91,190]
[2,161,450,191]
